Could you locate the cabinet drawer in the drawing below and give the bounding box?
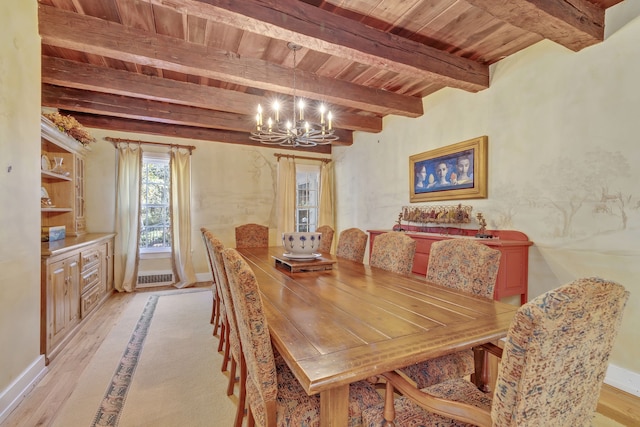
[81,283,102,318]
[81,249,100,271]
[81,266,100,292]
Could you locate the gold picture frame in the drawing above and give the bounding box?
[410,136,488,202]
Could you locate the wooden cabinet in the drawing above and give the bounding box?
[41,115,88,236]
[41,234,115,363]
[368,228,533,304]
[46,254,80,354]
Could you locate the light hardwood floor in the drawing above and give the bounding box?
[2,283,637,426]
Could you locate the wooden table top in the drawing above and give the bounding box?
[238,246,519,396]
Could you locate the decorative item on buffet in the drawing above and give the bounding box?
[475,212,494,238]
[401,204,472,225]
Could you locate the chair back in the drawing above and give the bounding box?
[222,247,278,426]
[426,239,500,299]
[316,225,334,253]
[235,223,269,248]
[201,228,217,280]
[370,232,417,275]
[492,277,629,426]
[207,234,242,361]
[336,227,368,263]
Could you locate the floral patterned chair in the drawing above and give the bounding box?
[369,232,416,275]
[201,228,220,333]
[235,223,269,248]
[202,228,230,367]
[206,233,246,427]
[221,247,383,427]
[316,225,335,253]
[401,239,501,389]
[336,227,369,263]
[363,277,630,427]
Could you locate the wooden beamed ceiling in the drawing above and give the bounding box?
[38,0,621,152]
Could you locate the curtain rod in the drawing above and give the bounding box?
[105,137,196,154]
[274,153,331,163]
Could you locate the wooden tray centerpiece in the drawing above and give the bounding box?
[273,253,336,273]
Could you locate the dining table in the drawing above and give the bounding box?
[237,246,519,427]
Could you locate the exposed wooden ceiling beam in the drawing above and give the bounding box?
[148,0,490,92]
[43,84,250,132]
[44,85,353,145]
[68,112,333,154]
[42,56,382,133]
[466,0,605,51]
[38,4,423,118]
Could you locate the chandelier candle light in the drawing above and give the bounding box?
[251,43,338,147]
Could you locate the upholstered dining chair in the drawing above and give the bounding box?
[316,225,334,253]
[200,228,220,333]
[363,277,630,427]
[235,223,269,248]
[369,232,417,275]
[207,233,247,427]
[202,230,230,369]
[336,227,369,263]
[401,239,501,389]
[221,247,383,427]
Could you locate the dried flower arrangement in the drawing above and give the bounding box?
[44,112,96,145]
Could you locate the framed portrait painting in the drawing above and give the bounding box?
[410,136,487,202]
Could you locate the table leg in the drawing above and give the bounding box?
[472,346,490,392]
[320,384,349,427]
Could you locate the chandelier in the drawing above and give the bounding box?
[250,43,338,147]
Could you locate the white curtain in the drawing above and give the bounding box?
[318,161,336,251]
[276,157,296,239]
[115,143,141,292]
[170,147,196,288]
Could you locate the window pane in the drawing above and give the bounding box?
[140,156,171,251]
[295,166,320,232]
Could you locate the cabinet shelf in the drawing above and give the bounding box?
[41,170,72,181]
[41,115,88,236]
[42,207,73,213]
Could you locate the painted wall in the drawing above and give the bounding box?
[0,1,44,418]
[334,3,640,393]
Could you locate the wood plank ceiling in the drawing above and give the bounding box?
[38,0,623,153]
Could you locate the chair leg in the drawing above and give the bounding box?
[217,318,226,353]
[227,355,237,396]
[221,319,231,372]
[233,356,247,427]
[247,406,255,427]
[212,289,222,336]
[214,288,216,324]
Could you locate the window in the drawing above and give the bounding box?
[139,153,171,253]
[296,164,320,232]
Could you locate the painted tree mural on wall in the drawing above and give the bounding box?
[528,148,633,238]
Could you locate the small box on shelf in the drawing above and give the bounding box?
[42,225,66,242]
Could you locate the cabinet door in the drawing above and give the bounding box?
[99,239,115,293]
[67,257,80,324]
[48,256,80,351]
[74,155,86,234]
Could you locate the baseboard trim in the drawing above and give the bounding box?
[0,356,47,424]
[606,364,640,397]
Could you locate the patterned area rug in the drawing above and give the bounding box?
[52,289,237,427]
